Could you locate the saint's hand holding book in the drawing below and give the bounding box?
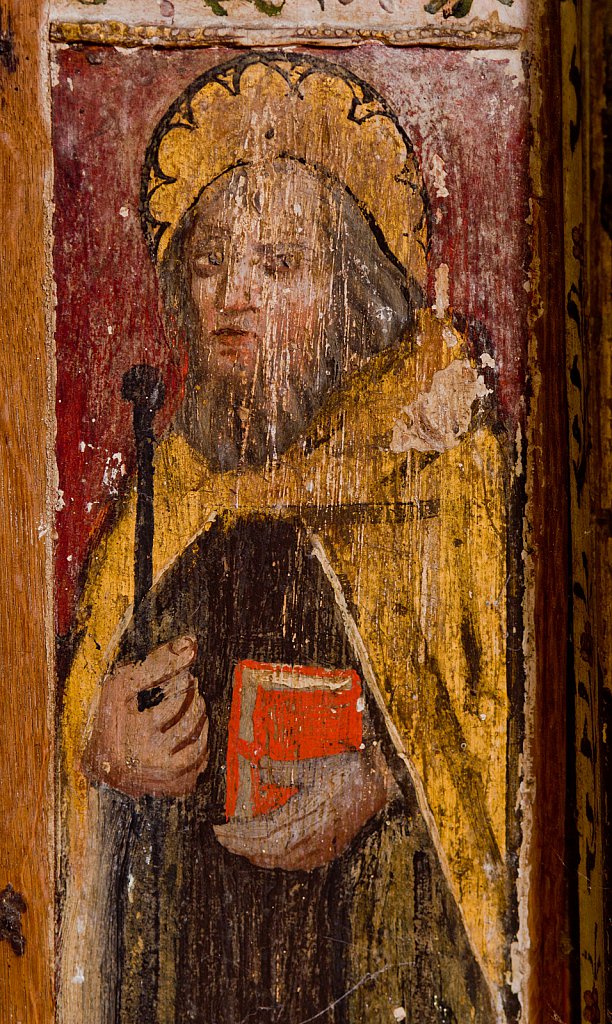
[83,640,393,871]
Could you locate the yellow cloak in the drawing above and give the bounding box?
[61,309,509,1003]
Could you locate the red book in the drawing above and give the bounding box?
[226,661,363,820]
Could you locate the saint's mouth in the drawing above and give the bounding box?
[210,327,258,369]
[212,327,251,338]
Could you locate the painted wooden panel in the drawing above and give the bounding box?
[51,42,531,1024]
[7,0,609,1021]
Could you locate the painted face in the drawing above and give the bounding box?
[183,161,339,394]
[170,159,408,468]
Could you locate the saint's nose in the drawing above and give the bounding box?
[218,253,260,313]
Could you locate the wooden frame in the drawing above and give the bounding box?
[0,0,608,1019]
[0,3,55,1021]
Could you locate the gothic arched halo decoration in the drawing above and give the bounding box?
[140,52,428,293]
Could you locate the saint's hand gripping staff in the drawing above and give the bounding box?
[121,364,166,711]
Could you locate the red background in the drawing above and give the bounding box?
[53,44,529,635]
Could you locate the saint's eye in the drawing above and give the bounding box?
[263,250,302,275]
[193,246,226,276]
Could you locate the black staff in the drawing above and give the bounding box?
[122,363,165,709]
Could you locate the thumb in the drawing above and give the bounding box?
[121,635,198,695]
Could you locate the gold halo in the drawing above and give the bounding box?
[141,53,428,289]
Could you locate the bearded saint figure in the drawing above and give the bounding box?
[59,54,512,1024]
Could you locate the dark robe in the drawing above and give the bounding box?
[103,514,494,1024]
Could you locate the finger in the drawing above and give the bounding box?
[166,722,210,777]
[165,745,211,797]
[171,708,209,755]
[213,817,309,869]
[159,680,195,734]
[159,694,208,754]
[214,798,337,871]
[127,668,195,721]
[133,743,210,799]
[151,661,199,702]
[170,717,209,768]
[154,684,207,741]
[129,718,208,786]
[119,635,198,696]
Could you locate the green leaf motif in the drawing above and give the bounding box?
[78,0,286,10]
[202,0,230,14]
[203,0,286,14]
[252,0,286,13]
[425,0,513,16]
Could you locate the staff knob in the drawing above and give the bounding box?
[121,364,165,416]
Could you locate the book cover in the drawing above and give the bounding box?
[226,660,364,820]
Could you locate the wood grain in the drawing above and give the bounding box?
[560,0,610,1014]
[590,1,612,1016]
[0,2,54,1022]
[525,1,573,1021]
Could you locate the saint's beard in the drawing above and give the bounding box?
[174,357,322,472]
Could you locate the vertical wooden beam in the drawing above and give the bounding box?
[525,2,573,1022]
[0,1,55,1022]
[561,0,609,1016]
[590,2,612,1018]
